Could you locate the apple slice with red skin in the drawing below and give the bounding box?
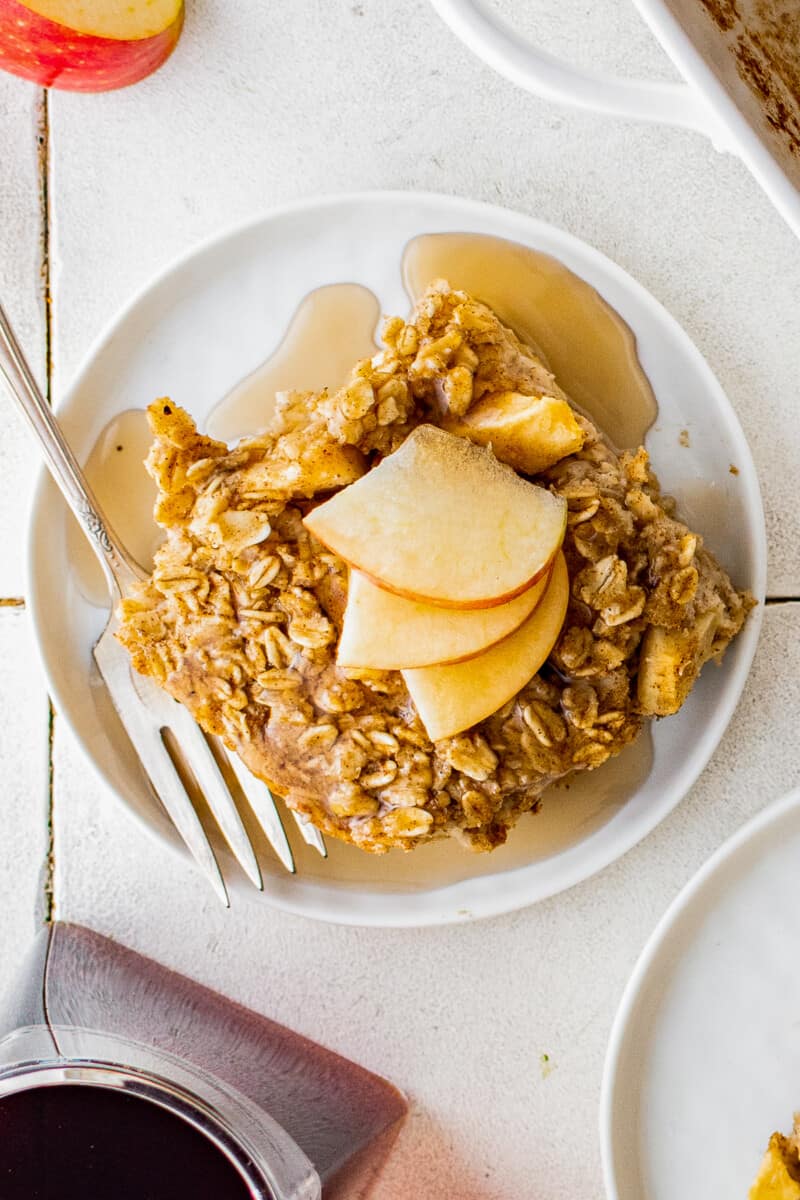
[304,425,567,610]
[402,551,569,742]
[0,0,183,92]
[337,567,551,670]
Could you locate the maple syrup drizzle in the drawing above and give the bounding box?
[206,283,381,444]
[68,409,161,607]
[402,232,657,449]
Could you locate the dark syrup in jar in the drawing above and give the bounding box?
[0,1084,255,1200]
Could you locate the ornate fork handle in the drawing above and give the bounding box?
[76,498,115,555]
[0,302,143,599]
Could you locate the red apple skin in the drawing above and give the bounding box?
[357,548,559,610]
[0,0,183,92]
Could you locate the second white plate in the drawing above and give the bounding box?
[601,788,800,1198]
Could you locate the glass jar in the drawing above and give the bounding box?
[0,923,406,1200]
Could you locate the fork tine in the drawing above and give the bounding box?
[224,752,296,874]
[93,643,229,905]
[144,734,230,907]
[130,730,231,905]
[292,814,328,858]
[166,703,263,890]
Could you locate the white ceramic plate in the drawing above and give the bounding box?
[601,787,800,1199]
[27,192,765,926]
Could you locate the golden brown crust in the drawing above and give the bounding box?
[116,283,752,854]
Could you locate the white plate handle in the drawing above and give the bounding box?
[429,0,729,144]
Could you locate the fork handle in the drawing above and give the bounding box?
[0,302,143,600]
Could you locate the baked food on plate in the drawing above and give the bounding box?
[117,282,752,853]
[750,1117,800,1199]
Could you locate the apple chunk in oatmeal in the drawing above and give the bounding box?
[116,282,753,854]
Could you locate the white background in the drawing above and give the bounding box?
[1,2,799,1196]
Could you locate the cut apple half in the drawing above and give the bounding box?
[337,566,551,670]
[0,0,183,92]
[402,551,569,742]
[304,424,567,610]
[441,391,585,475]
[20,0,181,38]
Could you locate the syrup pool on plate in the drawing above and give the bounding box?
[206,282,380,443]
[67,408,162,608]
[402,231,658,449]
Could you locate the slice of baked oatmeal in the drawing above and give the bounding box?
[116,283,752,854]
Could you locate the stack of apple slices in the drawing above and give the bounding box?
[304,425,569,741]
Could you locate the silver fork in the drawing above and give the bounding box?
[0,302,326,905]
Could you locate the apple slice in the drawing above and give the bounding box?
[402,552,569,741]
[441,391,584,475]
[304,424,566,610]
[0,0,183,92]
[338,567,550,670]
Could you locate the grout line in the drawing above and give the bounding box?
[37,89,52,397]
[765,596,800,605]
[37,88,55,922]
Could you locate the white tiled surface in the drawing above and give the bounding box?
[2,2,800,1197]
[0,76,45,597]
[0,608,50,977]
